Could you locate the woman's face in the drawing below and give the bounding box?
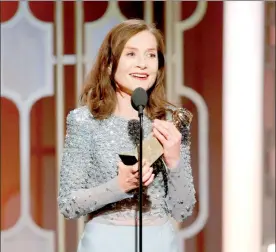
[114,30,159,94]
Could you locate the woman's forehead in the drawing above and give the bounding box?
[124,31,157,50]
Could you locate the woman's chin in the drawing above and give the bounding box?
[116,82,152,95]
[132,85,150,91]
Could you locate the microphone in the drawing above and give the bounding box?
[131,87,148,116]
[131,87,148,252]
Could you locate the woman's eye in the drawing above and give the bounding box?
[146,52,157,58]
[126,52,135,56]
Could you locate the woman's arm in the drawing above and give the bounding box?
[57,110,132,220]
[164,124,196,222]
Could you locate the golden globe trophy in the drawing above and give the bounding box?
[119,108,193,166]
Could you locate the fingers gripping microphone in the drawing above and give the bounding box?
[131,87,148,116]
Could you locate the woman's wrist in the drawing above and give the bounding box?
[117,176,127,193]
[164,157,180,170]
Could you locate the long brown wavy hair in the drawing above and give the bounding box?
[80,19,173,120]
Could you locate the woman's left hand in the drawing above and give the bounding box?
[152,119,182,169]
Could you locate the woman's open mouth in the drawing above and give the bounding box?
[130,73,149,80]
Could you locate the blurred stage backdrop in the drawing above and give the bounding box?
[1,1,275,252]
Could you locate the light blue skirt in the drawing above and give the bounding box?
[77,220,179,252]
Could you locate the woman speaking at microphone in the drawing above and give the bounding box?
[57,19,196,252]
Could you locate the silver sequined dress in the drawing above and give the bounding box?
[57,106,196,225]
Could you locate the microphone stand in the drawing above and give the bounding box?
[138,105,144,252]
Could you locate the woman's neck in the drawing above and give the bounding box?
[114,91,139,120]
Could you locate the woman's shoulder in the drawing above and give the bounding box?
[66,105,94,125]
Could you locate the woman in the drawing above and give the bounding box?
[57,19,196,252]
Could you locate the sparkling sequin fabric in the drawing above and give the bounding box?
[57,106,196,225]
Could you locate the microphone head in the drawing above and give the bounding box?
[131,87,148,111]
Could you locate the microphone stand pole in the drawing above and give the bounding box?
[138,105,143,252]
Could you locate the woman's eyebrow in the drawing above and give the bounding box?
[124,46,157,51]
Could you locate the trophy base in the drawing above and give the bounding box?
[119,133,164,166]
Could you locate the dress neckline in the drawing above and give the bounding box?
[109,113,151,123]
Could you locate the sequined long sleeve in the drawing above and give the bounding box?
[57,111,133,220]
[165,124,196,222]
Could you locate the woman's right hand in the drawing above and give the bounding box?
[117,160,155,193]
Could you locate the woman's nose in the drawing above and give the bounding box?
[136,56,147,69]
